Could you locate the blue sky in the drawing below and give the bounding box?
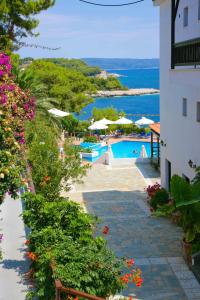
[18,0,159,59]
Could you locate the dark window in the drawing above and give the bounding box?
[183,174,190,183]
[166,160,171,191]
[198,0,200,20]
[197,102,200,122]
[182,98,187,116]
[183,7,188,27]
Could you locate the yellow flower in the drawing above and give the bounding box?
[5,151,11,157]
[3,169,9,175]
[0,173,5,179]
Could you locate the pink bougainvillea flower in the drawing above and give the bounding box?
[102,226,109,235]
[0,52,35,200]
[0,94,7,105]
[19,137,25,145]
[28,186,34,192]
[12,103,18,111]
[28,111,35,120]
[23,103,30,111]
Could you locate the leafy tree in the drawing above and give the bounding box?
[25,117,88,200]
[89,77,126,91]
[92,107,121,121]
[61,115,79,134]
[0,0,55,51]
[24,60,95,113]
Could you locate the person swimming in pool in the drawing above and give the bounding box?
[133,149,138,154]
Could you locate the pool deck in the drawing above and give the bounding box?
[66,162,200,300]
[108,137,151,145]
[73,136,152,147]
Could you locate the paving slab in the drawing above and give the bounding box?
[0,195,29,300]
[68,162,200,300]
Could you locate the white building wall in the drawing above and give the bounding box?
[175,0,200,43]
[158,0,200,189]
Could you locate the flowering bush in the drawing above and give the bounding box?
[146,183,169,211]
[146,183,161,200]
[0,53,35,201]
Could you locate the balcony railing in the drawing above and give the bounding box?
[55,280,105,300]
[173,38,200,67]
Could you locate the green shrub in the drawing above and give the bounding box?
[92,107,120,121]
[22,193,96,241]
[22,193,125,299]
[84,136,98,143]
[76,146,93,153]
[25,120,88,200]
[151,188,169,210]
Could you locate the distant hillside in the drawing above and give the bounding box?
[82,58,159,70]
[20,57,101,76]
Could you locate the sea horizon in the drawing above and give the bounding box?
[78,67,160,122]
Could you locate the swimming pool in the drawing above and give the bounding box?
[111,141,154,159]
[80,142,108,162]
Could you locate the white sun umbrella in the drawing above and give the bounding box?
[88,122,108,130]
[140,145,148,158]
[135,117,154,126]
[114,117,133,125]
[98,118,115,125]
[48,108,70,117]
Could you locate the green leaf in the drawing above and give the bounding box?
[171,175,192,207]
[185,228,196,243]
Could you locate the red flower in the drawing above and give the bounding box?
[126,259,135,268]
[133,276,143,287]
[43,175,50,183]
[102,226,109,235]
[26,251,37,261]
[74,297,79,300]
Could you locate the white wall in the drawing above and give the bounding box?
[159,0,200,188]
[175,0,200,43]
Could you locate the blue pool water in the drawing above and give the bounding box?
[80,141,155,161]
[80,142,102,150]
[80,142,108,162]
[111,141,153,159]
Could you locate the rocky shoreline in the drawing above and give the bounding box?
[92,88,160,97]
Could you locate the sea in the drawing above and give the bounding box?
[78,68,160,122]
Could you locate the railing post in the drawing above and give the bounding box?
[55,287,61,300]
[55,280,62,300]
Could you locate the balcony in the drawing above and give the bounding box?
[173,38,200,67]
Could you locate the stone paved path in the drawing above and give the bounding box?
[0,195,29,300]
[68,162,200,300]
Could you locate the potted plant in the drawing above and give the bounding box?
[145,183,170,211]
[171,175,200,266]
